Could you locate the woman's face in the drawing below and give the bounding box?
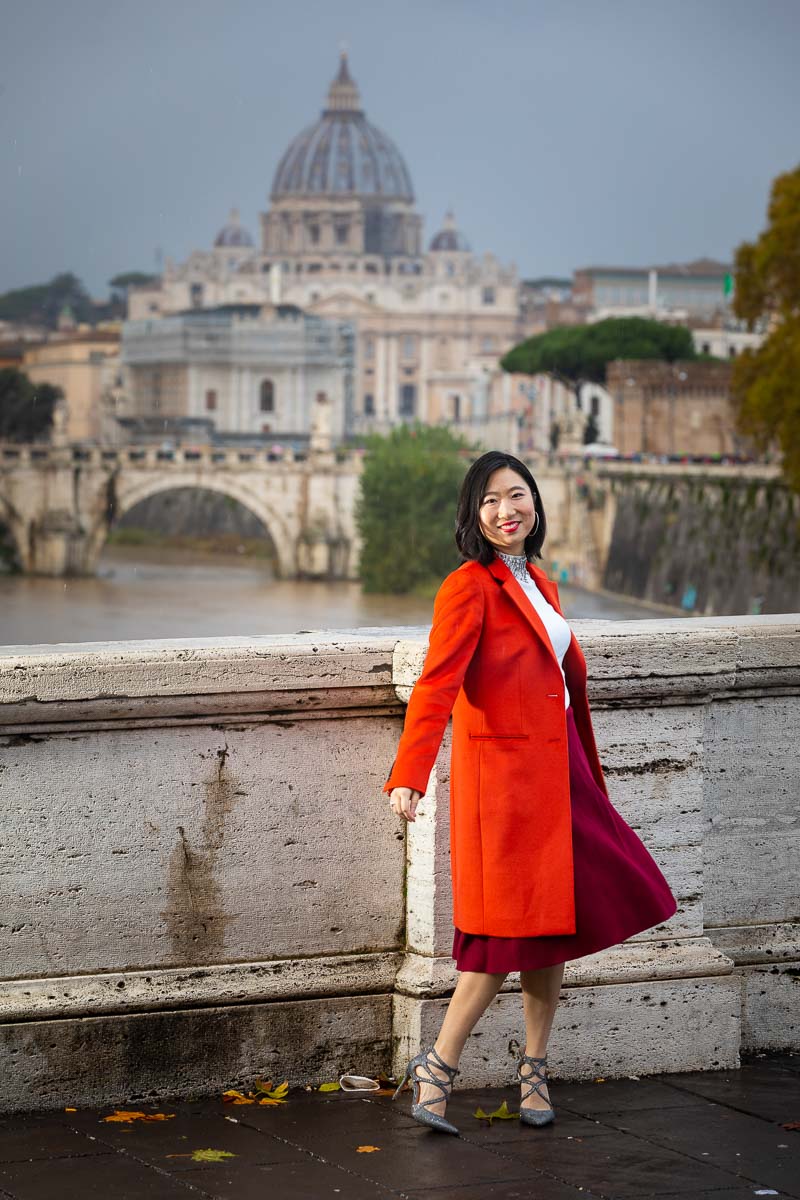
[478,467,537,557]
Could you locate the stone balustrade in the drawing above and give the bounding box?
[0,615,798,1113]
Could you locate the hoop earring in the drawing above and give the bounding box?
[530,511,539,535]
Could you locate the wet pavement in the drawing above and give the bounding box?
[0,1051,797,1199]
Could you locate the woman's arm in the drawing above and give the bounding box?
[383,567,485,798]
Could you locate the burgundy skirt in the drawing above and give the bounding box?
[452,705,678,972]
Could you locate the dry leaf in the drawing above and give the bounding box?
[318,1081,341,1092]
[190,1148,236,1163]
[221,1089,255,1105]
[102,1110,175,1124]
[473,1099,517,1125]
[64,1107,76,1112]
[254,1079,289,1100]
[356,1145,381,1153]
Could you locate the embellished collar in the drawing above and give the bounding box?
[495,550,530,584]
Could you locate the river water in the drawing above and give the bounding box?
[0,545,682,648]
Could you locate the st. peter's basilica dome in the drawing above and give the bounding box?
[270,53,414,203]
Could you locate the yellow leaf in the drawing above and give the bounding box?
[189,1148,236,1163]
[64,1107,76,1112]
[257,1096,288,1106]
[317,1081,341,1092]
[102,1110,176,1124]
[221,1089,255,1105]
[356,1145,381,1153]
[474,1100,519,1125]
[594,1077,605,1083]
[254,1078,289,1099]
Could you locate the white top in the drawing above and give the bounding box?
[496,553,572,708]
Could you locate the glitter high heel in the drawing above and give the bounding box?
[516,1052,556,1126]
[392,1044,460,1135]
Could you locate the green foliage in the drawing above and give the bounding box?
[501,317,696,386]
[0,368,60,441]
[0,272,97,329]
[356,423,472,594]
[731,164,800,492]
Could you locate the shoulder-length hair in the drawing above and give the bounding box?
[455,450,546,565]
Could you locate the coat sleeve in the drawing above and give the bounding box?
[382,567,485,797]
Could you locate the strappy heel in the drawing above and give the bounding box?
[392,1044,460,1135]
[515,1052,556,1126]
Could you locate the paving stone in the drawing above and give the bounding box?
[555,1076,707,1115]
[653,1060,800,1123]
[402,1178,596,1200]
[600,1101,800,1197]
[180,1158,398,1199]
[0,1153,204,1199]
[0,1115,107,1163]
[434,1086,609,1143]
[487,1129,745,1196]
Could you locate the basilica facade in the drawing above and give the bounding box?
[128,54,528,440]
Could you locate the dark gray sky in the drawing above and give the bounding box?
[1,0,798,297]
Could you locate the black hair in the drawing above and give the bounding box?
[455,450,546,565]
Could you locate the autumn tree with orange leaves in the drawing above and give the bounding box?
[731,164,800,492]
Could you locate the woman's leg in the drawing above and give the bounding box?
[414,969,508,1117]
[518,961,565,1110]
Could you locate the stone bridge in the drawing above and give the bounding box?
[0,443,362,579]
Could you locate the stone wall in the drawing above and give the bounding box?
[601,470,800,615]
[1,617,798,1113]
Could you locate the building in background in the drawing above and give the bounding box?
[22,331,121,443]
[128,54,524,443]
[120,304,353,448]
[606,360,754,458]
[574,259,732,323]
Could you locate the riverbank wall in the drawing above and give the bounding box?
[1,617,798,1114]
[536,463,800,616]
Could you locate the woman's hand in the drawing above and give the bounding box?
[389,786,423,822]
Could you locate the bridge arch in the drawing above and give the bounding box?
[87,475,296,577]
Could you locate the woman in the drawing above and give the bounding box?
[385,450,678,1136]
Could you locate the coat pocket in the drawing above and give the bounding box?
[468,733,530,740]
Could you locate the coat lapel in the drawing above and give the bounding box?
[485,556,569,671]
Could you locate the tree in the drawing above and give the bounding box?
[501,317,696,392]
[109,272,159,308]
[356,423,472,593]
[730,164,800,491]
[0,273,95,329]
[0,368,61,441]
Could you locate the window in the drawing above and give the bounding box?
[261,423,272,433]
[190,282,204,308]
[481,335,495,353]
[205,389,217,411]
[335,222,349,245]
[482,286,496,305]
[308,223,320,245]
[260,379,274,413]
[702,342,711,354]
[451,393,461,420]
[728,346,737,358]
[401,334,417,361]
[399,384,416,417]
[364,393,375,415]
[591,395,600,416]
[364,336,375,361]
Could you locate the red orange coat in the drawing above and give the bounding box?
[383,555,610,937]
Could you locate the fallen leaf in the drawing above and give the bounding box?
[474,1100,519,1125]
[781,1120,800,1131]
[594,1077,606,1083]
[254,1079,289,1101]
[190,1148,236,1163]
[318,1081,341,1092]
[64,1107,77,1112]
[221,1089,255,1105]
[102,1110,175,1124]
[356,1145,381,1153]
